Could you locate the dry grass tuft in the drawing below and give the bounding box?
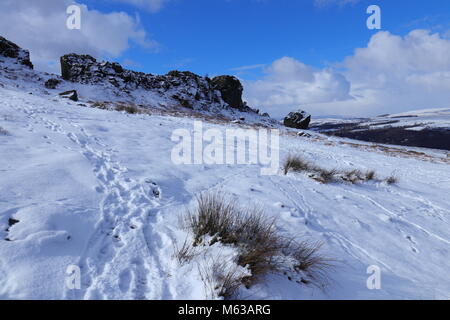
[385,175,398,185]
[365,170,376,181]
[115,103,142,114]
[198,257,248,300]
[174,238,200,265]
[178,193,334,299]
[283,155,395,185]
[283,154,312,175]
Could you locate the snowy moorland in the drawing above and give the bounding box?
[1,57,450,300]
[310,109,450,151]
[312,108,450,131]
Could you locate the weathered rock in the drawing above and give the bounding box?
[59,90,78,102]
[60,54,97,81]
[0,36,33,69]
[57,53,262,115]
[211,75,245,110]
[284,110,311,130]
[111,62,123,74]
[59,54,224,111]
[44,78,61,89]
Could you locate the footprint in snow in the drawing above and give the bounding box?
[273,202,286,208]
[145,179,161,198]
[118,269,132,293]
[406,235,419,253]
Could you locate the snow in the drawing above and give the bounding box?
[1,62,450,300]
[312,108,450,131]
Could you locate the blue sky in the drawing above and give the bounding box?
[82,0,450,78]
[2,0,450,117]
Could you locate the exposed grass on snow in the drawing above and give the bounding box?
[385,175,398,185]
[174,238,199,265]
[283,154,398,185]
[177,192,334,299]
[89,101,110,110]
[0,126,10,135]
[283,154,312,175]
[197,255,249,300]
[115,103,142,115]
[88,101,148,115]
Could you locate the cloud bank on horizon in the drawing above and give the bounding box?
[244,29,450,118]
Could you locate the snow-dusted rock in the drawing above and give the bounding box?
[284,110,312,129]
[0,36,33,69]
[59,53,254,113]
[59,90,78,101]
[0,36,273,126]
[210,75,245,110]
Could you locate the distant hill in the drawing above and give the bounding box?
[310,108,450,151]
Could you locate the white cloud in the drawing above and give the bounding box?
[341,30,450,116]
[243,30,450,118]
[0,0,157,73]
[243,57,352,118]
[231,64,266,72]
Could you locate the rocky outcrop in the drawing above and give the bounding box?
[0,36,33,69]
[284,110,311,130]
[0,36,264,118]
[210,75,245,110]
[59,54,253,112]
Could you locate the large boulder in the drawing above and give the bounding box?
[59,90,78,102]
[0,36,33,69]
[211,75,245,110]
[284,110,311,130]
[60,54,98,81]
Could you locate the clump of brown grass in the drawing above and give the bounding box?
[385,175,398,185]
[365,170,376,181]
[197,257,248,300]
[178,193,334,299]
[341,169,363,184]
[115,103,142,114]
[283,154,395,185]
[313,168,338,184]
[281,240,335,289]
[283,154,312,175]
[90,101,111,110]
[174,238,200,265]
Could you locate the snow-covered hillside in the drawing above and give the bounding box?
[1,35,450,300]
[1,74,450,299]
[310,109,450,151]
[312,108,450,131]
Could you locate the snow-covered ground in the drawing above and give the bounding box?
[311,108,450,131]
[1,66,450,300]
